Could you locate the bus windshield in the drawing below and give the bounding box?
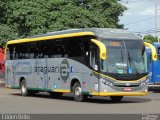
[101,39,147,74]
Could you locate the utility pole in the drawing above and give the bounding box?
[154,0,159,42]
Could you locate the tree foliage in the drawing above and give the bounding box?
[0,0,126,46]
[143,34,158,44]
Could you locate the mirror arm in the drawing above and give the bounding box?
[91,39,107,60]
[144,42,157,61]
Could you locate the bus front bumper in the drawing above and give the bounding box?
[91,91,148,96]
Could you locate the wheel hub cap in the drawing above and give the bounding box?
[75,87,82,97]
[22,85,26,93]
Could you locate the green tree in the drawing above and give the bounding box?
[0,0,126,46]
[143,34,158,44]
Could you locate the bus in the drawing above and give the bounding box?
[5,28,157,102]
[146,42,160,90]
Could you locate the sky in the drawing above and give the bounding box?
[119,0,160,37]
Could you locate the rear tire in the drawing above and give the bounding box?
[110,96,123,102]
[72,82,87,102]
[20,80,29,96]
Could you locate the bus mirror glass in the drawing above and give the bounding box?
[91,39,107,60]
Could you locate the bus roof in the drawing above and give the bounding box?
[31,28,141,39]
[7,28,142,45]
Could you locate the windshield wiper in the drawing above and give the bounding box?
[128,51,139,75]
[120,50,126,72]
[121,50,124,64]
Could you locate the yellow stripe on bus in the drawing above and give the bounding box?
[91,91,147,96]
[7,32,95,45]
[53,89,70,93]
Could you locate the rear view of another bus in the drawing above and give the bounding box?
[147,42,160,90]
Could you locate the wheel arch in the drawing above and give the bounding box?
[19,76,26,87]
[70,78,81,92]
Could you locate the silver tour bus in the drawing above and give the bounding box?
[5,28,157,102]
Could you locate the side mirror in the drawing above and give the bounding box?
[91,39,107,60]
[144,42,157,61]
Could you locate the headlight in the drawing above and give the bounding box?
[101,79,114,86]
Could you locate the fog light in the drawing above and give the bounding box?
[140,82,147,86]
[145,89,148,92]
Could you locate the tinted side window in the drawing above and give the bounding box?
[53,39,63,58]
[36,41,48,58]
[45,40,55,58]
[158,47,160,60]
[7,42,36,60]
[83,38,91,65]
[147,54,152,63]
[65,38,82,57]
[7,43,29,60]
[28,42,36,59]
[7,36,93,61]
[63,37,84,63]
[6,45,13,60]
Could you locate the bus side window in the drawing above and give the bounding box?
[147,54,152,63]
[6,48,11,60]
[158,47,160,60]
[8,45,14,60]
[28,42,36,59]
[48,40,55,58]
[65,38,85,63]
[83,39,90,65]
[53,40,63,58]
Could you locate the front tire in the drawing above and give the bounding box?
[20,80,29,96]
[110,96,123,102]
[72,82,87,102]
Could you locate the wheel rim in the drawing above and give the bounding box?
[22,84,26,93]
[75,86,82,98]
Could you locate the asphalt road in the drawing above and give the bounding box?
[0,83,160,114]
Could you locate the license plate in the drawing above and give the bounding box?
[124,87,132,92]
